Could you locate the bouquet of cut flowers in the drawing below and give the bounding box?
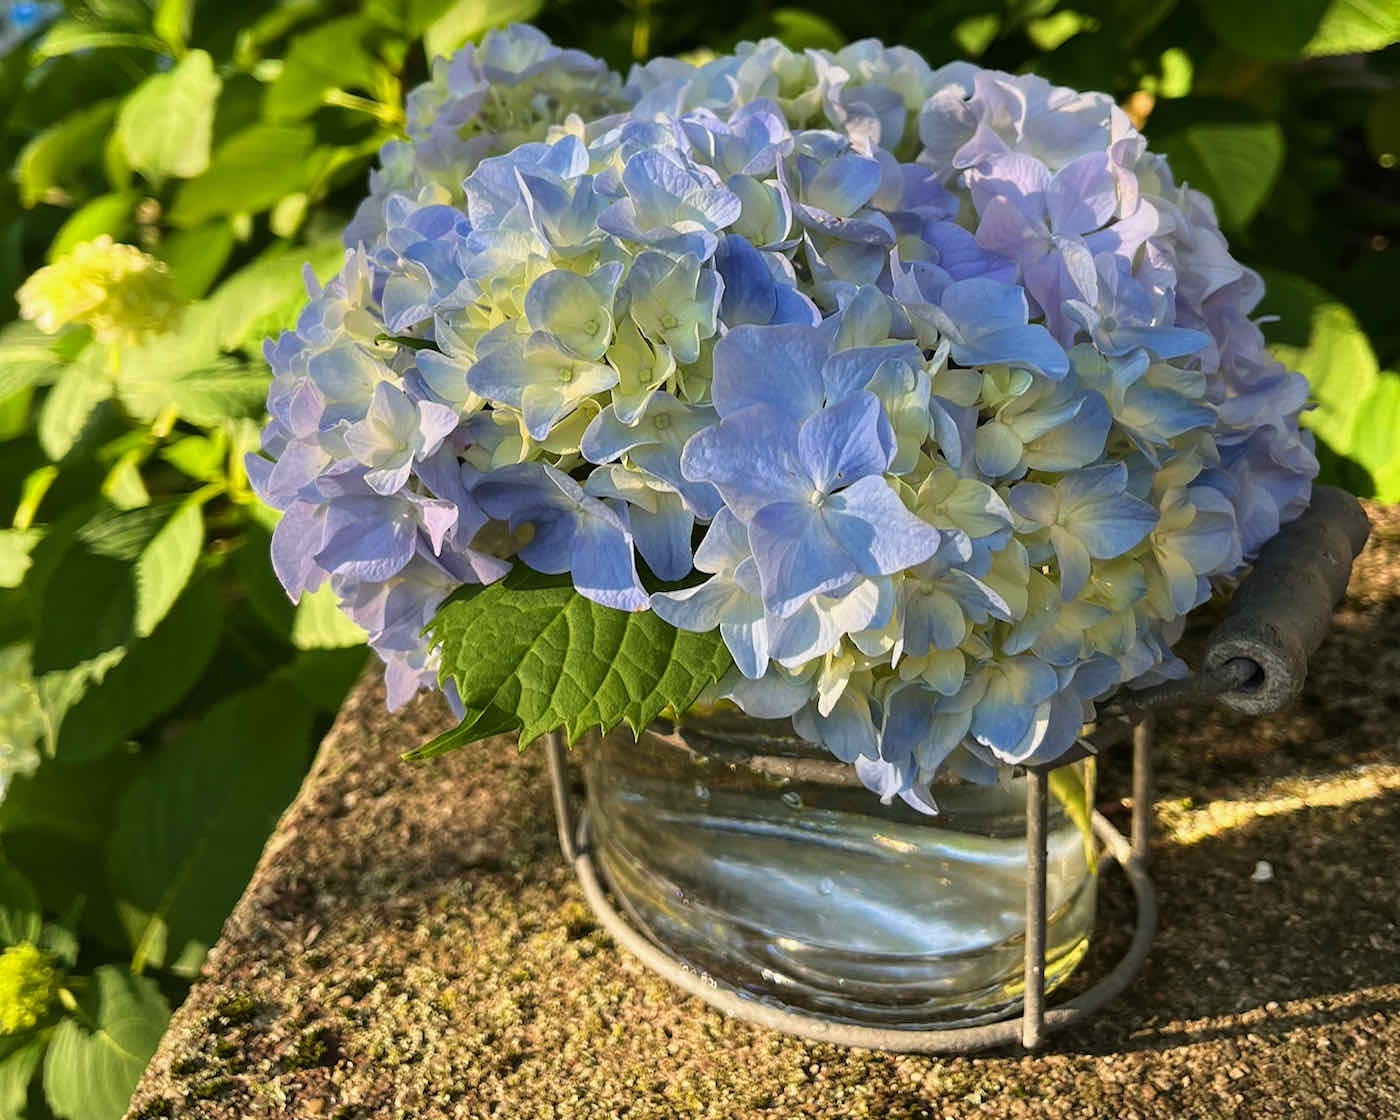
[250,25,1316,807]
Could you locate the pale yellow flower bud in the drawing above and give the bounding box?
[0,943,57,1036]
[17,235,183,347]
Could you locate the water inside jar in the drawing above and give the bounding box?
[582,711,1097,1028]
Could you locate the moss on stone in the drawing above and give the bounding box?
[187,1077,234,1102]
[208,993,260,1028]
[167,1056,203,1078]
[283,1025,337,1072]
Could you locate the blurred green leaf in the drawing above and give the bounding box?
[424,0,542,59]
[0,859,42,948]
[265,16,384,120]
[42,966,169,1120]
[0,532,42,590]
[0,1034,48,1120]
[1349,374,1400,500]
[154,221,238,300]
[237,521,296,639]
[30,503,199,675]
[1201,0,1398,59]
[1366,86,1400,166]
[116,49,222,187]
[16,101,120,208]
[159,433,227,482]
[0,323,73,405]
[1303,0,1400,56]
[168,123,318,226]
[275,647,371,712]
[47,192,141,262]
[133,501,203,639]
[1199,0,1330,60]
[154,0,193,53]
[201,239,346,350]
[291,584,368,649]
[0,750,144,948]
[101,454,151,510]
[1258,268,1380,458]
[51,574,223,763]
[953,13,1000,57]
[120,362,271,427]
[107,681,317,975]
[38,359,113,463]
[1157,118,1284,230]
[32,23,168,61]
[768,9,846,52]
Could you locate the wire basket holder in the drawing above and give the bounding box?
[544,487,1371,1054]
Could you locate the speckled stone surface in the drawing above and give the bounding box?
[125,504,1400,1120]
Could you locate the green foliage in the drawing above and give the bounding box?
[108,681,318,975]
[42,967,169,1120]
[1258,268,1400,500]
[425,0,544,60]
[420,568,733,759]
[116,50,222,187]
[0,1,1394,1116]
[1158,119,1285,231]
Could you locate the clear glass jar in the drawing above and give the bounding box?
[582,709,1098,1028]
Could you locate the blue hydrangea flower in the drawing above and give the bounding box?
[253,27,1319,806]
[475,461,648,611]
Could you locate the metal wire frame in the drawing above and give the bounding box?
[545,712,1163,1054]
[539,488,1370,1052]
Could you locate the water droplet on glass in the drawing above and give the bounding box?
[694,783,710,802]
[818,877,834,896]
[781,791,803,810]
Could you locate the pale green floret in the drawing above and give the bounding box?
[0,943,58,1036]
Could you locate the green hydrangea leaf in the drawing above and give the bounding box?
[0,531,41,590]
[1349,374,1400,501]
[38,358,112,463]
[1157,118,1284,231]
[264,17,383,121]
[422,568,733,757]
[168,124,317,227]
[51,573,224,763]
[1303,0,1400,56]
[1201,0,1398,59]
[1257,268,1379,455]
[15,101,120,209]
[1256,267,1399,495]
[0,860,42,949]
[424,0,542,60]
[0,322,73,402]
[41,966,168,1120]
[291,584,368,650]
[116,50,222,188]
[30,502,204,675]
[106,681,318,975]
[768,9,847,52]
[0,1033,47,1120]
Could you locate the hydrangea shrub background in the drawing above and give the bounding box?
[252,26,1319,802]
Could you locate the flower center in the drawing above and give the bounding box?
[584,318,600,336]
[558,367,575,384]
[653,414,672,431]
[660,313,679,329]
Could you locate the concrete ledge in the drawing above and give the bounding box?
[126,504,1400,1120]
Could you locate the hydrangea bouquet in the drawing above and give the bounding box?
[250,26,1317,807]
